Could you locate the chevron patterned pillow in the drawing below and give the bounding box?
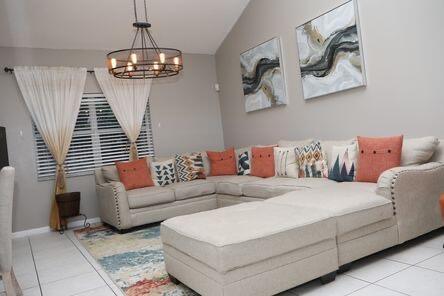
[151,159,177,187]
[175,153,206,182]
[295,141,328,178]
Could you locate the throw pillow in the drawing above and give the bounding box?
[175,152,206,182]
[251,146,275,178]
[356,135,403,183]
[295,141,328,178]
[401,137,439,166]
[274,147,298,178]
[236,147,251,175]
[206,148,237,176]
[151,158,177,187]
[116,158,154,190]
[328,144,358,182]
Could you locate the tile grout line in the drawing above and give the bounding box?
[342,282,372,296]
[372,282,412,296]
[28,236,44,296]
[66,230,118,296]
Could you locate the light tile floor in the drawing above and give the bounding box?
[0,228,442,296]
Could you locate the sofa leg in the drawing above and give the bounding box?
[338,263,352,274]
[320,271,337,284]
[168,274,180,285]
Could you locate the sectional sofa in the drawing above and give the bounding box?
[95,138,444,296]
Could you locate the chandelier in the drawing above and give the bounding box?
[107,0,183,79]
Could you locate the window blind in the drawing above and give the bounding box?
[33,94,155,180]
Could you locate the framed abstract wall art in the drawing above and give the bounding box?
[296,0,366,100]
[240,37,287,112]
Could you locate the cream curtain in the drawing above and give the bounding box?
[14,66,87,231]
[94,68,152,161]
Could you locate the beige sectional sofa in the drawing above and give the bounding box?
[95,139,444,296]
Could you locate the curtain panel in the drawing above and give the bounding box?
[94,68,152,161]
[14,66,87,231]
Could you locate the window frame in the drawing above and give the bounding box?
[33,93,155,181]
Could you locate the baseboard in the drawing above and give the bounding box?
[12,217,101,238]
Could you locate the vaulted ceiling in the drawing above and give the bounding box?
[0,0,250,54]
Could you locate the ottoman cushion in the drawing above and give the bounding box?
[161,202,335,273]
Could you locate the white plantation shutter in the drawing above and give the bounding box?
[33,94,155,180]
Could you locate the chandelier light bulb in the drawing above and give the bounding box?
[127,62,134,71]
[153,61,160,70]
[173,57,180,65]
[110,58,117,69]
[159,53,166,64]
[131,53,138,64]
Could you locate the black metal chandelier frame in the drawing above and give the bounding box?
[107,0,183,79]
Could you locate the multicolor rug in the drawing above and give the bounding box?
[74,225,198,296]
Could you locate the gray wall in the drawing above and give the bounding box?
[215,0,444,148]
[0,47,224,232]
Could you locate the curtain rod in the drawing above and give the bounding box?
[3,67,95,74]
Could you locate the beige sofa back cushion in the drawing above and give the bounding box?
[278,139,313,148]
[102,165,120,182]
[401,137,439,166]
[431,139,444,163]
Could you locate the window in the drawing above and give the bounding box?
[33,94,155,180]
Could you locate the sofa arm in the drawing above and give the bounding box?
[96,182,132,230]
[376,162,444,243]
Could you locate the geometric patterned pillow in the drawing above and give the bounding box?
[175,153,206,182]
[236,147,251,175]
[328,144,357,182]
[295,141,328,178]
[151,159,177,187]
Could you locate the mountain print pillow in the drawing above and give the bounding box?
[151,159,177,187]
[328,144,358,182]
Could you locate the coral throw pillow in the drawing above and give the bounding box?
[116,158,154,190]
[356,136,403,183]
[251,146,275,178]
[206,148,237,176]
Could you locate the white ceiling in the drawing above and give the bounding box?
[0,0,250,54]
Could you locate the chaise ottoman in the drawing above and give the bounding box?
[161,202,338,296]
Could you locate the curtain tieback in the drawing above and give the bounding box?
[55,163,66,192]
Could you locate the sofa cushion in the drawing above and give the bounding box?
[207,175,262,196]
[168,179,215,201]
[401,137,439,166]
[101,165,120,182]
[207,148,237,176]
[321,139,356,167]
[242,177,335,199]
[251,146,275,178]
[278,139,313,148]
[356,136,403,183]
[161,202,335,273]
[274,147,298,178]
[267,182,394,235]
[175,153,206,182]
[295,141,329,178]
[235,147,251,175]
[127,186,175,209]
[116,158,154,190]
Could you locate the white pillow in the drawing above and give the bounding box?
[274,147,298,178]
[235,147,251,175]
[151,158,177,186]
[401,137,439,166]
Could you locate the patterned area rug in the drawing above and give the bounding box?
[74,225,197,296]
